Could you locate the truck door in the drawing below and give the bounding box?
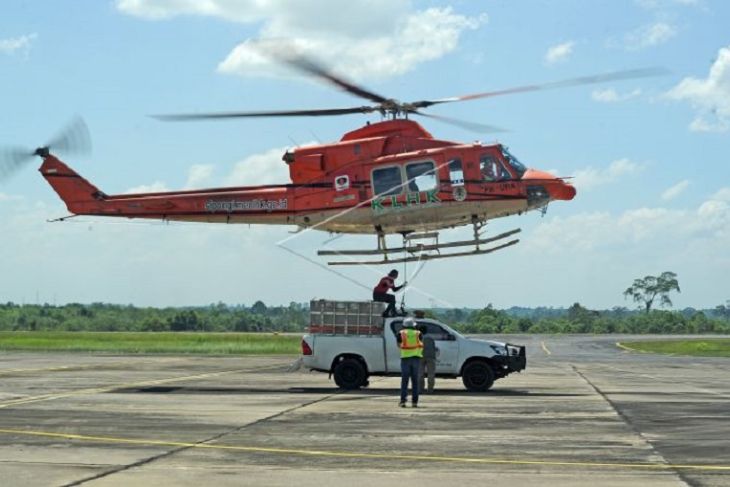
[388,320,460,374]
[419,320,460,373]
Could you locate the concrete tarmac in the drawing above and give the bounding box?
[0,335,728,486]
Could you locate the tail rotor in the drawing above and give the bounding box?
[0,117,91,182]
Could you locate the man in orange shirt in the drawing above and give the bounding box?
[373,269,406,317]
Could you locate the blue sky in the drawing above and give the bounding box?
[1,0,728,310]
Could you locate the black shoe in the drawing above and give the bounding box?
[399,401,406,408]
[412,403,418,408]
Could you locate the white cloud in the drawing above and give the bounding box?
[544,41,574,65]
[117,0,405,32]
[665,45,730,132]
[711,187,730,201]
[117,1,486,81]
[0,33,37,56]
[696,188,730,226]
[225,146,292,186]
[636,0,699,8]
[219,8,486,81]
[573,158,643,190]
[661,179,690,200]
[0,196,296,307]
[122,144,309,193]
[124,182,169,194]
[184,164,214,189]
[0,192,21,202]
[116,0,262,21]
[529,195,730,256]
[591,88,642,103]
[622,22,676,50]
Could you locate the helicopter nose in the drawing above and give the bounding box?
[556,181,576,200]
[522,169,576,201]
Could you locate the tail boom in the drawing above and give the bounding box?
[39,154,105,214]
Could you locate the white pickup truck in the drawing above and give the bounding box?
[301,309,526,391]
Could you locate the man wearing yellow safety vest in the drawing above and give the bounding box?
[397,317,423,407]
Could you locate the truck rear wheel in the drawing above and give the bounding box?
[462,361,495,392]
[333,358,367,390]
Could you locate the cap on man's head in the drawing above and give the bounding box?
[402,317,416,328]
[388,269,399,277]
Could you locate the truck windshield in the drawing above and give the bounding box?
[501,146,527,178]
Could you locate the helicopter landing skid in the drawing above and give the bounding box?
[317,227,521,266]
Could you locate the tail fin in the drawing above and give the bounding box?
[39,154,105,213]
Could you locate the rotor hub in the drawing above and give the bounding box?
[34,147,50,158]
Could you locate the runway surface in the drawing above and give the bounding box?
[0,335,728,486]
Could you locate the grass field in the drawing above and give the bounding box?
[621,338,730,357]
[0,332,301,355]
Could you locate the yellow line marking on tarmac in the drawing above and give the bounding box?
[0,361,132,376]
[0,428,728,472]
[0,365,83,375]
[0,366,273,409]
[615,342,636,353]
[541,341,552,356]
[0,357,188,377]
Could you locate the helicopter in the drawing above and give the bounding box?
[0,48,664,265]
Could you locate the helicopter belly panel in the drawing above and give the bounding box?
[305,199,528,234]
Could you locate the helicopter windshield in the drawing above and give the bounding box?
[501,146,527,178]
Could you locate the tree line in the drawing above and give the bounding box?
[0,301,307,333]
[2,273,727,335]
[1,300,729,334]
[435,303,730,335]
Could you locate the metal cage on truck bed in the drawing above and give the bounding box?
[309,300,386,335]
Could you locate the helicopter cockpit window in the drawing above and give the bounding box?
[448,158,464,186]
[405,161,437,192]
[480,155,511,182]
[372,166,403,196]
[501,146,527,178]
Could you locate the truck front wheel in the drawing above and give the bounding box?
[333,358,367,390]
[462,361,495,392]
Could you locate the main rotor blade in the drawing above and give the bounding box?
[260,43,390,104]
[153,106,377,121]
[410,67,670,108]
[413,111,507,134]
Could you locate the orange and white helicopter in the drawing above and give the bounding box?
[1,51,663,265]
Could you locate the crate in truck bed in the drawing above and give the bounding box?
[309,299,386,335]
